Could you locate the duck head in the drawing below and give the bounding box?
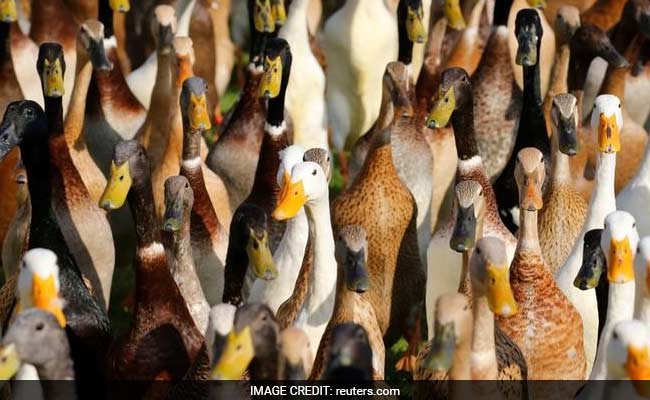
[152,5,177,55]
[515,147,545,211]
[0,0,16,22]
[470,237,518,317]
[0,101,47,162]
[574,228,606,290]
[551,93,579,156]
[554,6,581,46]
[37,43,66,98]
[273,161,328,220]
[162,176,193,233]
[635,238,650,301]
[259,37,291,100]
[398,0,426,44]
[426,67,471,129]
[527,0,547,9]
[279,327,312,380]
[249,0,275,34]
[0,309,71,380]
[16,249,66,328]
[624,0,650,39]
[181,76,211,132]
[572,25,629,70]
[450,180,484,253]
[592,94,623,154]
[211,303,279,380]
[99,140,148,210]
[323,323,374,381]
[303,148,333,183]
[424,293,472,372]
[79,20,113,72]
[109,0,130,13]
[336,225,370,293]
[515,9,543,67]
[206,303,236,365]
[601,211,639,284]
[174,37,196,86]
[607,320,650,391]
[228,204,277,281]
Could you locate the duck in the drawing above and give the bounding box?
[206,0,274,210]
[1,161,29,278]
[323,0,398,151]
[99,140,209,388]
[496,147,586,380]
[415,238,527,398]
[470,0,523,181]
[106,0,131,76]
[506,0,555,100]
[207,0,235,117]
[0,100,111,395]
[556,94,623,376]
[586,210,639,380]
[492,9,551,233]
[37,43,114,313]
[604,320,650,397]
[272,159,336,366]
[211,303,280,380]
[634,237,650,325]
[278,0,327,149]
[310,225,384,380]
[321,323,375,381]
[161,175,210,334]
[442,0,492,77]
[204,302,236,365]
[396,0,430,83]
[538,93,588,274]
[426,67,517,328]
[180,76,232,305]
[278,327,313,380]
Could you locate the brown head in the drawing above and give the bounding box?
[551,93,579,156]
[278,327,312,380]
[79,20,112,72]
[383,61,413,119]
[424,293,472,372]
[554,6,581,46]
[450,180,484,253]
[470,237,518,317]
[174,37,195,86]
[335,225,370,293]
[515,147,545,211]
[152,5,177,54]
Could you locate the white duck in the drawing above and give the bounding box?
[204,303,236,365]
[125,1,196,108]
[589,211,639,380]
[604,320,650,398]
[323,0,398,150]
[556,94,623,378]
[278,0,328,149]
[272,161,337,367]
[617,139,650,238]
[634,237,650,325]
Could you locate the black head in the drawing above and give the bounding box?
[323,323,374,381]
[571,25,629,68]
[228,203,276,281]
[515,9,543,67]
[180,76,211,131]
[162,175,193,233]
[259,37,292,99]
[574,228,606,290]
[0,101,47,161]
[398,0,426,44]
[37,43,66,98]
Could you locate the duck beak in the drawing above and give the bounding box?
[41,58,65,98]
[0,122,20,162]
[426,86,455,129]
[162,196,184,233]
[273,178,307,220]
[406,5,426,44]
[597,113,621,154]
[557,114,579,156]
[32,274,66,328]
[271,0,286,28]
[626,345,650,385]
[444,0,466,30]
[608,237,634,283]
[246,228,278,281]
[392,85,414,118]
[259,56,283,99]
[253,0,275,33]
[527,0,547,8]
[99,161,132,211]
[283,359,306,380]
[450,205,476,253]
[89,39,113,72]
[486,263,518,317]
[516,29,538,67]
[596,39,629,69]
[0,0,17,22]
[519,176,543,211]
[188,93,212,131]
[425,321,456,371]
[211,327,255,380]
[109,0,130,12]
[0,344,20,380]
[345,249,370,293]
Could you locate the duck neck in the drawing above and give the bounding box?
[20,127,53,233]
[451,100,480,161]
[181,125,203,162]
[448,331,472,380]
[65,61,92,147]
[631,142,650,188]
[166,219,194,278]
[248,122,288,209]
[606,281,636,325]
[44,96,64,138]
[518,60,548,151]
[128,177,161,250]
[222,241,248,306]
[517,209,541,254]
[0,22,10,62]
[471,295,498,379]
[587,152,617,225]
[551,130,572,184]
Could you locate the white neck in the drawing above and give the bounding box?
[584,153,617,233]
[635,295,650,326]
[471,295,498,379]
[281,0,309,35]
[590,280,636,379]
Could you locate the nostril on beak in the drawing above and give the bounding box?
[567,148,577,156]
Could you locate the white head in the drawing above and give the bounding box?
[272,161,328,221]
[591,94,623,154]
[276,145,306,188]
[602,211,639,284]
[635,237,650,298]
[607,320,650,381]
[205,303,237,363]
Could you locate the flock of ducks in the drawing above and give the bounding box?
[0,0,647,398]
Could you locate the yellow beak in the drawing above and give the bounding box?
[486,263,518,317]
[444,0,466,30]
[259,56,283,99]
[211,327,255,380]
[608,237,634,283]
[271,0,286,27]
[598,113,621,154]
[32,274,66,328]
[188,93,212,131]
[42,58,65,98]
[253,0,274,33]
[406,6,426,44]
[426,86,456,129]
[0,0,17,22]
[526,0,547,8]
[246,229,278,281]
[0,344,20,380]
[109,0,130,12]
[273,179,307,221]
[99,161,132,211]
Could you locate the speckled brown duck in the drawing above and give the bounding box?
[332,62,425,343]
[100,140,209,389]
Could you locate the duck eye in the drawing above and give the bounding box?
[312,169,317,176]
[35,322,44,331]
[185,183,189,189]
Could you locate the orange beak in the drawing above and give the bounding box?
[598,113,621,153]
[608,237,634,284]
[272,179,306,221]
[32,275,66,328]
[627,345,650,382]
[520,179,543,211]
